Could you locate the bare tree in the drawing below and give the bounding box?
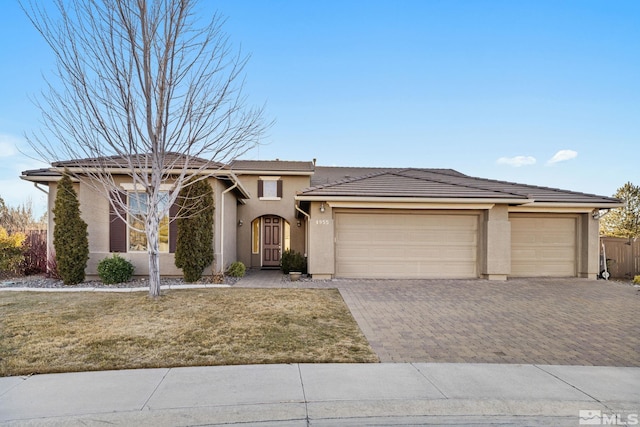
[22,0,268,296]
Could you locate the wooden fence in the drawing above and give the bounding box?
[601,236,640,279]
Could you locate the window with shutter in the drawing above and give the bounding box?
[258,177,282,200]
[109,192,127,253]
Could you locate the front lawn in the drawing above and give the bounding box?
[0,288,378,377]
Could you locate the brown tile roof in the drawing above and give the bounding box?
[301,168,620,204]
[52,152,225,169]
[230,159,315,173]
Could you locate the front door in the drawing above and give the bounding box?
[262,216,281,267]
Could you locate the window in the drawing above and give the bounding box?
[128,192,170,252]
[283,221,291,252]
[258,177,282,200]
[252,218,260,254]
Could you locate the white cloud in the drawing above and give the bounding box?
[0,134,19,158]
[496,155,536,167]
[547,149,578,164]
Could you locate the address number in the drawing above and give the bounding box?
[315,219,330,225]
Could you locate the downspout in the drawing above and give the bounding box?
[295,204,310,258]
[219,175,239,272]
[33,183,49,195]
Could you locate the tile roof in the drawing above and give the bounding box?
[301,168,620,204]
[230,159,315,173]
[52,153,225,169]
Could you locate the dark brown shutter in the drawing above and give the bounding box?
[169,201,179,253]
[277,180,283,198]
[109,191,127,253]
[257,180,264,197]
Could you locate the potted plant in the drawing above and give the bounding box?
[281,249,307,281]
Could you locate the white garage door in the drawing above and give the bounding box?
[335,212,478,279]
[510,216,577,277]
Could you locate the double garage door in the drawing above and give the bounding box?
[334,212,578,279]
[335,212,478,279]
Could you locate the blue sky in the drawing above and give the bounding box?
[1,0,638,216]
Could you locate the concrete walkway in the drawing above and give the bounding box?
[2,363,639,426]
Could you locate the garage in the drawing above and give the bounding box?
[334,211,479,279]
[510,215,577,277]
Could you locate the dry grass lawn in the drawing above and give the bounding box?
[0,288,378,377]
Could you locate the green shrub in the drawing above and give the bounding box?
[634,275,640,285]
[53,174,89,285]
[280,249,307,274]
[0,227,25,274]
[226,261,246,277]
[174,178,214,282]
[97,255,134,284]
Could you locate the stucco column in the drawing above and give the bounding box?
[482,204,511,280]
[579,213,600,279]
[308,201,334,280]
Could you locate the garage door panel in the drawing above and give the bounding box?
[335,213,478,279]
[511,216,576,277]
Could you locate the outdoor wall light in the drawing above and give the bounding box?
[320,202,325,213]
[591,209,610,220]
[238,220,243,226]
[297,220,301,227]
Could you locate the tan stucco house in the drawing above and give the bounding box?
[21,158,621,280]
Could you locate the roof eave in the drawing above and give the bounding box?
[515,201,624,209]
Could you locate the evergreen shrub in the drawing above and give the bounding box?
[53,174,89,285]
[97,254,134,284]
[175,178,214,282]
[226,261,246,277]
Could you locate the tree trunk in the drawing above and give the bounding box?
[146,212,161,297]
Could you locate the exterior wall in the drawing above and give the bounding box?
[579,213,600,279]
[79,176,183,277]
[46,176,229,278]
[307,201,334,279]
[236,174,309,268]
[215,179,238,272]
[480,204,511,280]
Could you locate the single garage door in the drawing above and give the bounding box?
[335,212,478,279]
[510,215,577,277]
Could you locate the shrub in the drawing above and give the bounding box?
[0,227,26,275]
[174,178,214,282]
[226,261,246,277]
[280,249,307,274]
[97,254,134,284]
[22,230,47,275]
[633,275,640,285]
[53,174,89,285]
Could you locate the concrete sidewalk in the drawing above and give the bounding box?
[1,363,638,426]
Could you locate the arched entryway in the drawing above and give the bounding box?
[251,215,290,268]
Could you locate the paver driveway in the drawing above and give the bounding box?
[237,273,640,366]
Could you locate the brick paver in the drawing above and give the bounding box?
[236,271,640,366]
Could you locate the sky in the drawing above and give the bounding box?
[0,0,638,217]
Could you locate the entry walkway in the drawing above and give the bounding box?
[2,363,638,426]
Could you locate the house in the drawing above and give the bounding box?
[21,157,621,280]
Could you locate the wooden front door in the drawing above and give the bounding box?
[262,216,281,267]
